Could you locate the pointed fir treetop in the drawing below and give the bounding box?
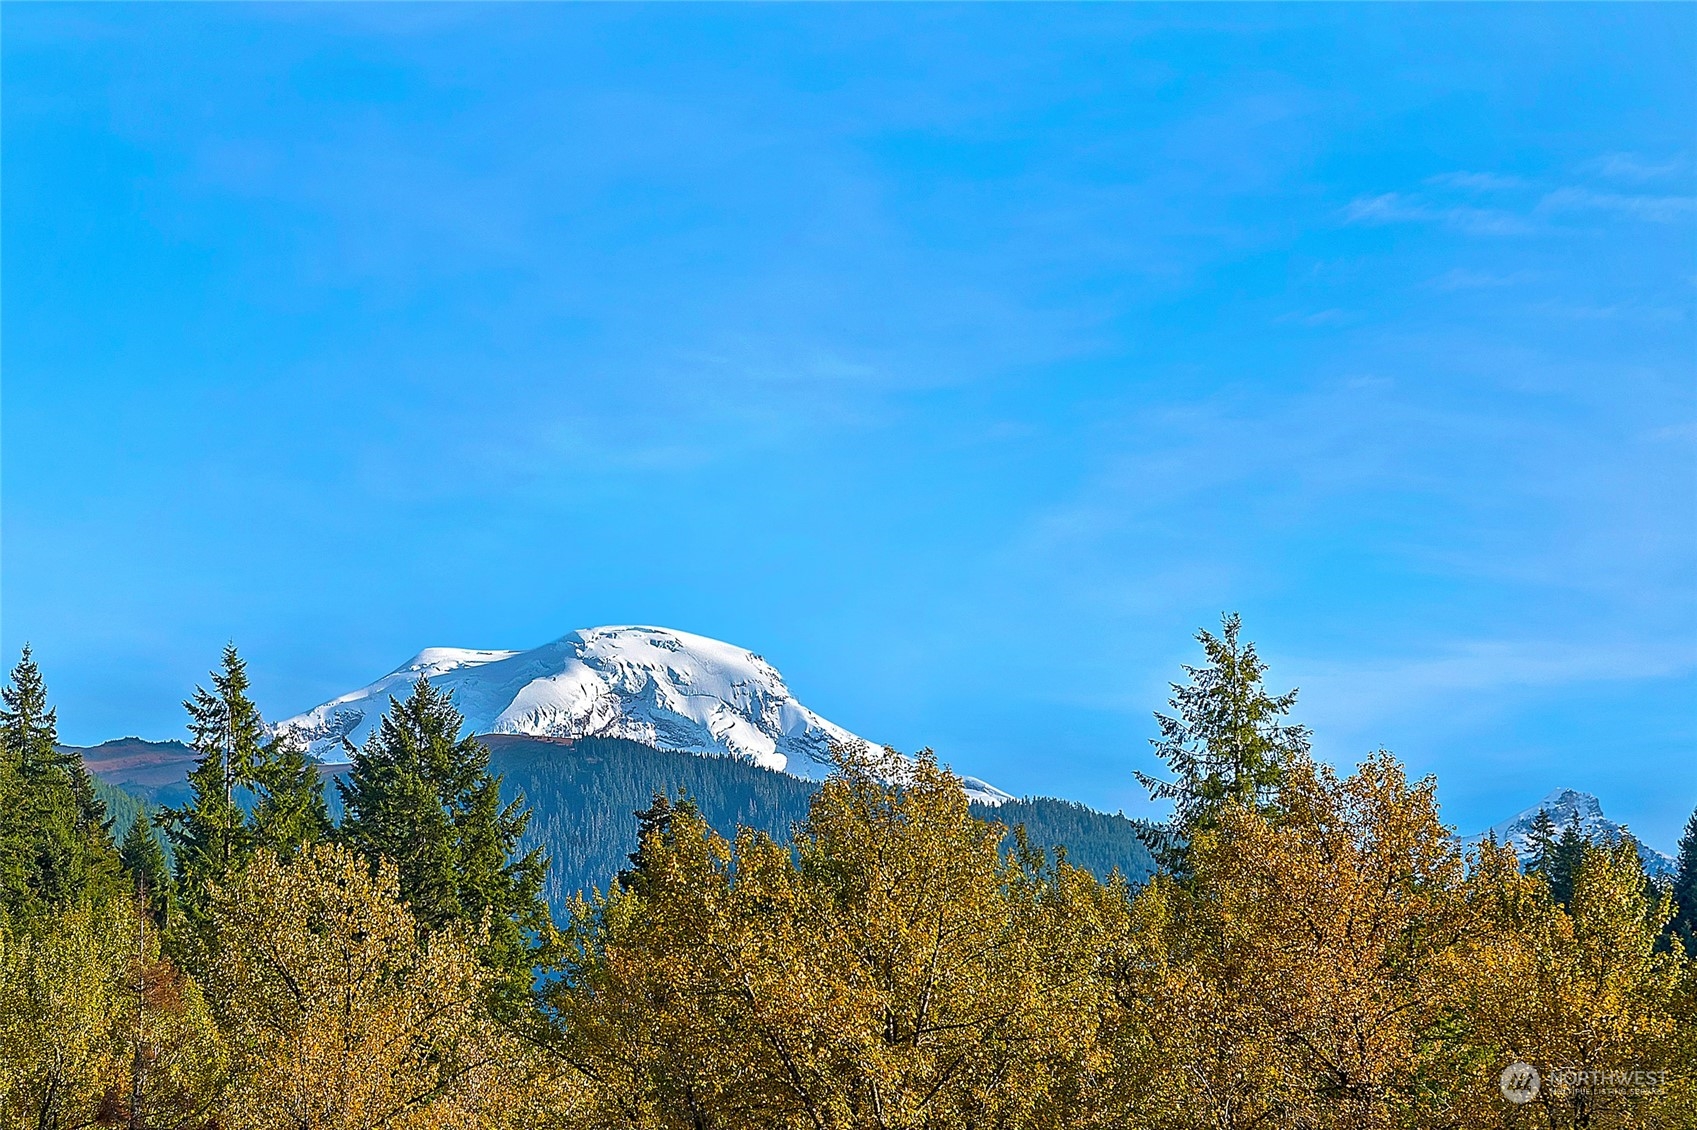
[251,735,332,861]
[1,644,70,779]
[617,791,701,897]
[119,809,174,926]
[0,647,124,918]
[1526,807,1559,877]
[1545,812,1589,907]
[337,676,551,999]
[158,644,269,918]
[184,642,267,785]
[1671,805,1697,956]
[1135,614,1311,870]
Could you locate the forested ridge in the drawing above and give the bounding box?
[4,620,1696,1129]
[75,734,1156,914]
[486,734,1154,908]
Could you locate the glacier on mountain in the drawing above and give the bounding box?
[273,625,1014,805]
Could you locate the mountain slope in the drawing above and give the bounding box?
[464,736,1154,910]
[274,625,1012,804]
[69,737,199,809]
[1467,787,1676,878]
[74,734,1151,915]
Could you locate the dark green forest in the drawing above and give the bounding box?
[485,734,1154,906]
[76,732,1154,913]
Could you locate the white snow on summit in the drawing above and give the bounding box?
[1466,788,1675,878]
[274,625,1014,805]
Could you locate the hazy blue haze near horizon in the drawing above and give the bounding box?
[4,5,1694,847]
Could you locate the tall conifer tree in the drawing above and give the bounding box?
[1547,813,1588,906]
[1,644,67,778]
[337,677,550,990]
[1671,806,1697,956]
[119,812,174,927]
[1136,613,1311,872]
[2,645,109,830]
[157,645,266,919]
[617,792,690,896]
[251,737,332,860]
[0,646,123,918]
[1525,807,1558,877]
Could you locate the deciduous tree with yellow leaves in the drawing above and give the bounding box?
[1452,836,1686,1129]
[202,843,576,1130]
[0,895,223,1130]
[549,745,1123,1130]
[1105,752,1476,1130]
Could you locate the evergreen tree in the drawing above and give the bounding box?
[0,741,23,914]
[0,658,33,913]
[616,791,692,896]
[250,736,332,860]
[2,645,110,833]
[1525,807,1558,878]
[157,645,266,920]
[1135,613,1310,872]
[337,677,551,989]
[1,644,69,778]
[119,812,174,928]
[1548,813,1587,906]
[0,646,123,919]
[1671,805,1697,956]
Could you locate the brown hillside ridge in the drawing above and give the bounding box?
[74,733,579,796]
[67,736,198,793]
[73,736,350,796]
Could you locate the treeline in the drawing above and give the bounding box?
[490,734,1153,907]
[3,621,1696,1129]
[486,733,824,907]
[1,645,561,1128]
[75,734,1155,913]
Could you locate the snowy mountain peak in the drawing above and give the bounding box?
[274,625,1013,805]
[399,647,522,678]
[1468,788,1674,878]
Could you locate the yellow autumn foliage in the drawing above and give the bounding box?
[202,844,581,1130]
[550,746,1123,1130]
[1451,837,1689,1129]
[0,896,223,1130]
[3,749,1689,1130]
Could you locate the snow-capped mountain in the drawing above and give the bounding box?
[274,625,1013,805]
[1466,788,1675,878]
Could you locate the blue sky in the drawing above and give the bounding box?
[4,4,1694,847]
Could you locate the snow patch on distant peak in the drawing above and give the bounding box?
[399,648,523,678]
[274,625,1014,806]
[1466,787,1674,878]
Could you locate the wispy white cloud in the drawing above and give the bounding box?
[1426,171,1526,192]
[1427,268,1534,291]
[1539,186,1696,224]
[1529,299,1688,324]
[1351,157,1697,236]
[1342,192,1532,235]
[1648,421,1697,442]
[1582,152,1692,183]
[1290,638,1697,734]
